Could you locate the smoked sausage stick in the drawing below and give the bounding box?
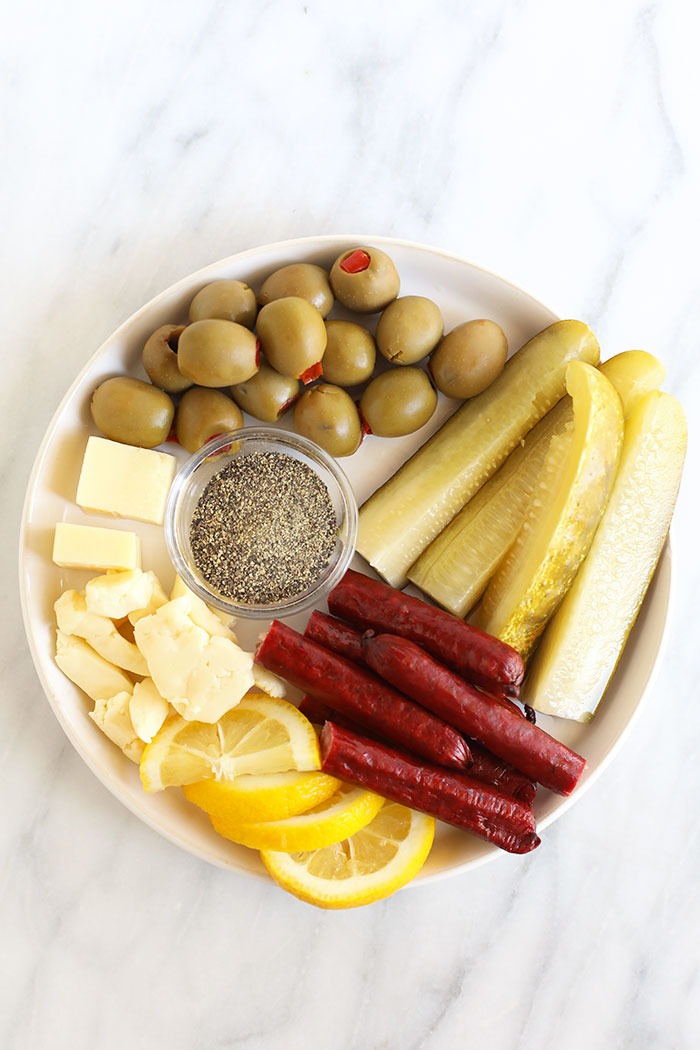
[301,693,537,804]
[305,609,525,720]
[328,568,524,697]
[320,722,540,855]
[362,632,586,796]
[256,620,470,770]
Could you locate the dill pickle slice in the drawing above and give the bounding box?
[407,349,666,618]
[476,360,624,661]
[406,398,573,616]
[524,395,686,723]
[357,320,600,588]
[599,350,666,419]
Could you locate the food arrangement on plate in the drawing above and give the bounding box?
[20,237,687,909]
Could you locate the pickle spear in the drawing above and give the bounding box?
[357,320,600,588]
[525,388,687,721]
[407,399,572,616]
[476,360,624,660]
[407,349,665,617]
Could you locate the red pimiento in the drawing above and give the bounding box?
[298,361,323,384]
[255,619,470,771]
[361,631,586,796]
[320,722,540,855]
[328,568,524,697]
[339,248,371,274]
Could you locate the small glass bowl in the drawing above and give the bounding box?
[164,427,358,620]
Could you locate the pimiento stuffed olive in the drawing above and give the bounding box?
[322,320,376,387]
[175,387,244,453]
[329,246,400,313]
[376,296,444,365]
[257,263,334,318]
[293,384,363,457]
[90,376,174,448]
[429,319,508,399]
[231,359,301,422]
[189,279,258,329]
[177,319,260,387]
[142,324,193,393]
[359,367,437,437]
[256,296,327,383]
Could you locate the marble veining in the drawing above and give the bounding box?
[4,1,700,1048]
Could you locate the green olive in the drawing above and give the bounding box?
[189,279,257,329]
[175,387,244,453]
[429,319,508,399]
[142,324,193,393]
[177,319,259,387]
[376,296,444,365]
[256,296,327,382]
[258,263,334,318]
[293,384,362,457]
[329,246,400,313]
[90,376,174,448]
[359,368,437,437]
[322,320,376,387]
[231,359,300,422]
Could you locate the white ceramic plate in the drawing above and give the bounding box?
[19,235,671,886]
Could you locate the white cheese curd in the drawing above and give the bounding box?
[128,572,170,625]
[54,590,148,675]
[85,568,155,620]
[89,690,144,762]
[55,631,133,702]
[133,596,255,723]
[129,678,171,743]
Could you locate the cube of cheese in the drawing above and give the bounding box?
[53,521,141,571]
[76,436,176,525]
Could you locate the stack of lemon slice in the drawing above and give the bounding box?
[139,692,434,907]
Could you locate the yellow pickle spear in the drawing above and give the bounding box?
[525,387,687,721]
[357,320,601,588]
[476,359,624,660]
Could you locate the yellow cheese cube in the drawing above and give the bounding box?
[52,521,142,571]
[76,436,176,525]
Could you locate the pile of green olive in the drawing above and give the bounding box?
[89,245,509,458]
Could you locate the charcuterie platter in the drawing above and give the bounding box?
[19,235,681,905]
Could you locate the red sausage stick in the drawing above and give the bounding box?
[256,620,470,770]
[321,722,541,855]
[362,632,586,796]
[302,693,537,804]
[328,568,524,697]
[304,610,364,664]
[306,609,525,720]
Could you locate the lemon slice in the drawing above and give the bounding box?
[183,770,340,823]
[139,692,320,792]
[261,802,435,908]
[210,782,384,851]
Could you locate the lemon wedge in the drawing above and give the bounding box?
[209,782,384,852]
[525,389,687,721]
[261,802,435,908]
[183,770,340,823]
[139,692,320,792]
[477,360,624,659]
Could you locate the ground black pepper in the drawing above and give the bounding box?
[189,450,338,605]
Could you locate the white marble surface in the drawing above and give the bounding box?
[4,1,699,1047]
